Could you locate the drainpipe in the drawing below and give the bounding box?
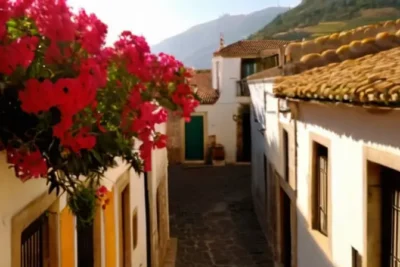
[144,172,152,267]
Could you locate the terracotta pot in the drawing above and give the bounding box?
[212,145,225,161]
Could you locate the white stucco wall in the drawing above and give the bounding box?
[295,103,400,267]
[196,103,239,163]
[212,56,241,103]
[220,57,241,103]
[129,169,147,267]
[250,106,266,201]
[147,122,169,266]
[248,79,282,173]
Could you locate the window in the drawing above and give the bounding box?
[261,54,279,70]
[241,59,257,78]
[313,143,328,236]
[283,129,289,182]
[132,208,138,250]
[352,247,362,267]
[21,212,49,267]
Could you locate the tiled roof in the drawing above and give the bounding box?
[285,19,400,63]
[273,44,400,106]
[283,31,400,75]
[190,70,219,105]
[213,40,290,58]
[247,66,283,81]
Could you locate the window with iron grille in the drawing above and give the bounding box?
[381,166,400,267]
[313,143,328,236]
[21,212,49,267]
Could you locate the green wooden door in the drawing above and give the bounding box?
[184,116,204,161]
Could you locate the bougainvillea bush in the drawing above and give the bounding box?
[0,0,199,225]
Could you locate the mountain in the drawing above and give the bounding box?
[249,0,400,41]
[151,7,289,69]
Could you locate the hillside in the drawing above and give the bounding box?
[151,7,289,69]
[249,1,400,41]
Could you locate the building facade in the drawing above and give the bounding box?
[167,38,289,165]
[248,19,400,267]
[0,123,174,267]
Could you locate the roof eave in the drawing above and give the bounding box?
[280,97,400,111]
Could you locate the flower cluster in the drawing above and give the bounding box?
[0,0,198,221]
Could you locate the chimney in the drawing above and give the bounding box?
[219,33,224,49]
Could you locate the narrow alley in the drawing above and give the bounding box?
[168,165,274,267]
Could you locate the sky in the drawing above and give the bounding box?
[68,0,301,46]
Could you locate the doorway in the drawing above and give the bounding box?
[280,190,292,267]
[77,222,94,267]
[184,115,205,161]
[120,184,131,267]
[241,111,251,162]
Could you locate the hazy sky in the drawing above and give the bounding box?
[68,0,301,46]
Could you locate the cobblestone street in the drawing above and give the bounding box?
[168,165,274,267]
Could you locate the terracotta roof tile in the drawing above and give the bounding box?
[190,70,219,105]
[282,30,400,75]
[285,19,400,63]
[273,45,400,106]
[214,40,290,58]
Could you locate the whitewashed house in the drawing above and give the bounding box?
[167,37,289,165]
[247,20,400,267]
[0,123,175,267]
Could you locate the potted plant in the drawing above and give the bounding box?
[0,0,199,226]
[211,144,225,164]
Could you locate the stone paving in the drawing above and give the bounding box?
[168,165,274,267]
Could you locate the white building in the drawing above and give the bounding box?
[247,20,400,267]
[167,38,289,165]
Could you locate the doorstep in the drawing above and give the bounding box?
[232,161,251,165]
[162,238,178,267]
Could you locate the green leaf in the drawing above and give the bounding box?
[158,98,178,111]
[6,19,17,28]
[92,150,103,164]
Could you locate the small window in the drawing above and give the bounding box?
[283,129,289,182]
[132,208,138,250]
[312,142,329,236]
[352,247,362,267]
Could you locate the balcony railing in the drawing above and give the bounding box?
[236,80,250,97]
